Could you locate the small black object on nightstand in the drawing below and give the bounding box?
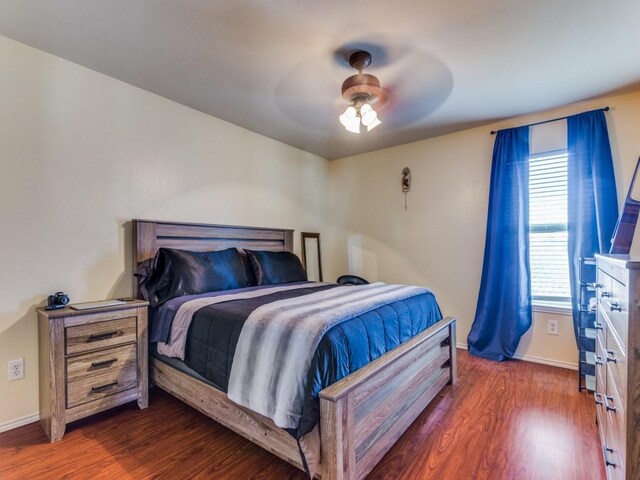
[46,291,70,310]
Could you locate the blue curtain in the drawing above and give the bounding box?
[468,126,532,361]
[567,110,618,345]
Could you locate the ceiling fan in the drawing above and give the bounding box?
[338,50,387,134]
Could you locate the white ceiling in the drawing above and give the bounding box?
[1,1,639,159]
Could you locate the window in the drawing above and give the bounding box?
[529,150,571,307]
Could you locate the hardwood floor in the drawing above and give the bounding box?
[0,350,605,480]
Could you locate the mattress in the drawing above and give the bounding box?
[150,282,442,438]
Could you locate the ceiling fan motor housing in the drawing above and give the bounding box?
[341,50,382,104]
[341,73,382,103]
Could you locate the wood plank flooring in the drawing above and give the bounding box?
[0,350,605,479]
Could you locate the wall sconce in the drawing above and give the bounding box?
[402,167,411,210]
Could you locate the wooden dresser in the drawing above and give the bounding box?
[594,255,640,480]
[37,300,149,442]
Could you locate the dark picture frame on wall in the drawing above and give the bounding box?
[301,232,323,282]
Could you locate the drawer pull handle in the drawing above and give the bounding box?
[594,321,604,331]
[605,350,617,363]
[608,301,622,312]
[604,447,617,468]
[594,392,604,405]
[594,355,604,366]
[594,283,603,289]
[604,396,617,413]
[91,380,118,392]
[601,291,612,298]
[88,330,123,342]
[90,358,118,368]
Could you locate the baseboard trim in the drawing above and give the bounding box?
[0,412,39,434]
[456,343,578,371]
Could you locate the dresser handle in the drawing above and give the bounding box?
[88,330,123,342]
[90,358,118,368]
[604,447,617,468]
[594,283,603,289]
[91,380,118,392]
[594,392,604,405]
[608,301,622,312]
[594,321,604,331]
[601,291,612,298]
[606,350,617,363]
[604,396,617,413]
[594,355,604,366]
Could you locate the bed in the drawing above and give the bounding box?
[133,219,457,480]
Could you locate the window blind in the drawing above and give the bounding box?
[529,151,571,303]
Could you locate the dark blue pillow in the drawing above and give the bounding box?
[145,248,250,305]
[245,250,307,286]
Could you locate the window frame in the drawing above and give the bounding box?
[528,149,572,311]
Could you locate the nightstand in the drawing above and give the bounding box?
[37,299,149,442]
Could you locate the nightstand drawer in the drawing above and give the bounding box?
[66,343,137,380]
[66,346,137,408]
[66,317,137,355]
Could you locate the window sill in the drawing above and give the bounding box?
[532,301,572,315]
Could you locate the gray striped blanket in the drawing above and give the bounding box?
[227,282,430,429]
[157,283,330,360]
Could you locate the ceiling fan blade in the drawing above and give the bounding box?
[377,51,453,126]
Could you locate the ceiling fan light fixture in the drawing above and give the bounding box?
[338,50,385,134]
[360,103,378,126]
[339,106,357,126]
[345,119,361,134]
[366,117,382,131]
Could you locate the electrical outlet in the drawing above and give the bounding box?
[8,358,24,381]
[547,319,559,336]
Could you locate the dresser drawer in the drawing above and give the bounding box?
[605,279,628,349]
[66,345,137,408]
[595,332,608,446]
[604,368,626,479]
[598,261,628,286]
[595,334,607,396]
[66,317,137,355]
[595,310,607,357]
[597,268,613,299]
[605,325,627,413]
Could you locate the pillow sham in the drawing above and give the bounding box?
[145,247,250,306]
[245,249,307,286]
[133,258,155,301]
[238,249,257,286]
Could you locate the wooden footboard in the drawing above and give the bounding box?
[149,316,456,479]
[150,357,306,470]
[319,317,456,480]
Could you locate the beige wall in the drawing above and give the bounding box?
[327,89,640,369]
[0,36,333,427]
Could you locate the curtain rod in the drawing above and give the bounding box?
[489,106,609,135]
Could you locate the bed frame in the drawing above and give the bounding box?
[133,219,457,480]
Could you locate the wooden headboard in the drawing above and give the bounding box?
[133,219,294,268]
[132,219,294,298]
